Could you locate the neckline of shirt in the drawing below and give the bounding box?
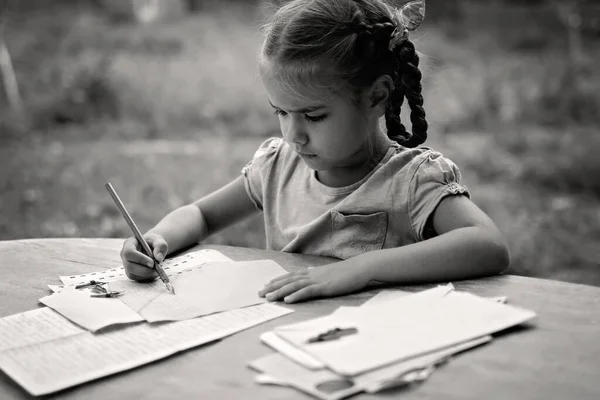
[308,142,401,195]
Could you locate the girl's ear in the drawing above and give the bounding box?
[368,75,394,116]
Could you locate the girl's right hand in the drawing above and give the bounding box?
[120,234,169,282]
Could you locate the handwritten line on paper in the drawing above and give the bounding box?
[59,249,233,286]
[0,303,293,396]
[0,308,85,353]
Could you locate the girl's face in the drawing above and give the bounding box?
[263,76,385,178]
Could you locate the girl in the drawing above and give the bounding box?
[120,0,509,303]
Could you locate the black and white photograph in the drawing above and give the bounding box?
[0,0,598,399]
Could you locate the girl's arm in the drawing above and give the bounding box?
[260,195,509,303]
[353,194,509,284]
[147,176,260,255]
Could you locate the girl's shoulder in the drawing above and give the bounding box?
[387,144,457,171]
[243,137,284,167]
[384,144,466,190]
[250,137,285,160]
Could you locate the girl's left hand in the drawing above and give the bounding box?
[258,260,370,304]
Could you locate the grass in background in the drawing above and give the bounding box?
[1,1,599,286]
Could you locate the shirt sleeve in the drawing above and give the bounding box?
[240,137,283,211]
[408,150,470,241]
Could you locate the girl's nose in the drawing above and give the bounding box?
[285,116,308,145]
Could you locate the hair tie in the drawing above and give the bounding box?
[388,27,409,51]
[388,0,426,51]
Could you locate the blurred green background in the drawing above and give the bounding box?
[1,0,599,286]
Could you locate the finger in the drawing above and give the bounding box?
[124,261,158,281]
[266,270,309,286]
[265,279,312,302]
[259,275,305,297]
[122,236,154,266]
[283,284,324,304]
[123,244,155,268]
[266,271,295,285]
[146,235,168,262]
[120,237,140,260]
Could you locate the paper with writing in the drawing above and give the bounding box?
[0,303,292,396]
[58,249,233,287]
[274,287,535,376]
[0,308,84,353]
[39,288,143,332]
[110,259,287,322]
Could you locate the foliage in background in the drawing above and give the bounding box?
[1,0,599,286]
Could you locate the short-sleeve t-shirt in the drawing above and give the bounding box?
[241,137,469,260]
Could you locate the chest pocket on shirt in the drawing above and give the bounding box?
[330,211,388,260]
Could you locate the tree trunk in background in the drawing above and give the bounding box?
[0,37,22,112]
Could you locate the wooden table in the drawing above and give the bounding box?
[1,238,599,399]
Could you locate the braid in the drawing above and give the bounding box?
[386,39,428,148]
[349,7,396,60]
[384,81,407,143]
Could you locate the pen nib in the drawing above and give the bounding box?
[166,282,175,295]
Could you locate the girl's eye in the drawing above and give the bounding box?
[305,114,327,122]
[273,109,326,123]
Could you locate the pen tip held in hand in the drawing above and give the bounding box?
[167,282,175,294]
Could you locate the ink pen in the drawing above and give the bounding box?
[105,182,175,294]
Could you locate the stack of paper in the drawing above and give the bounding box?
[39,249,288,331]
[0,249,296,396]
[249,284,536,400]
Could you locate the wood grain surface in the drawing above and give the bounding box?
[0,238,599,399]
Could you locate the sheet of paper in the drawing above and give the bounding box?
[249,352,362,400]
[274,287,536,376]
[260,331,325,370]
[0,303,292,396]
[0,308,84,353]
[362,288,507,307]
[255,373,289,386]
[111,259,287,322]
[360,289,412,307]
[39,288,143,332]
[358,335,492,392]
[58,249,233,287]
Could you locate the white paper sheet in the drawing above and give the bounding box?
[110,259,287,322]
[362,287,507,307]
[274,287,535,376]
[358,335,493,392]
[0,303,292,396]
[249,352,362,400]
[39,288,143,332]
[260,331,325,370]
[58,249,233,287]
